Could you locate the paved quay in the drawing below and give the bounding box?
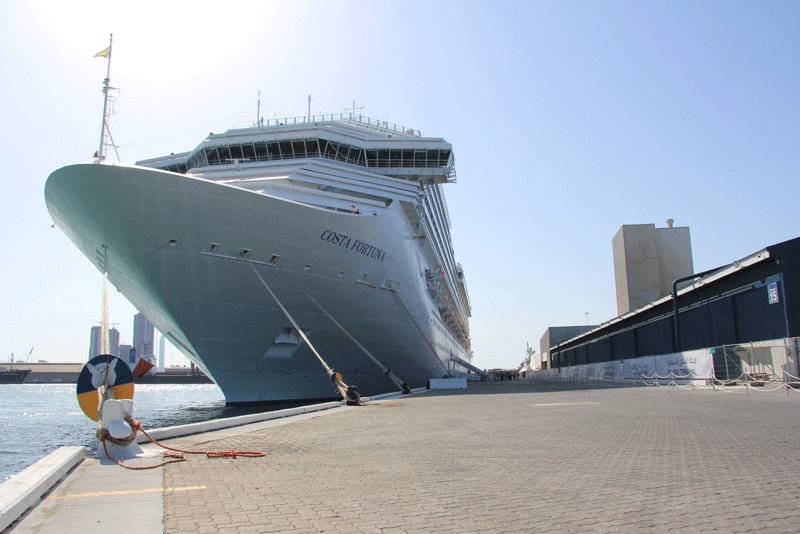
[10,380,800,533]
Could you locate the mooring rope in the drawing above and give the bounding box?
[97,416,266,470]
[274,262,411,395]
[248,261,359,404]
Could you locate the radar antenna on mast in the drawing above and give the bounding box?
[344,100,363,119]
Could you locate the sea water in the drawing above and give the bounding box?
[0,383,292,481]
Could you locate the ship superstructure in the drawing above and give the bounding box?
[46,114,473,403]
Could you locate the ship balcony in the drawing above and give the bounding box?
[375,165,456,184]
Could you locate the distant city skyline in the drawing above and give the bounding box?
[86,311,172,367]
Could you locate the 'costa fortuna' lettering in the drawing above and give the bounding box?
[320,230,386,262]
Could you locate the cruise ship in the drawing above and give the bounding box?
[45,114,474,403]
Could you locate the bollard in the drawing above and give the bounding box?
[96,399,144,459]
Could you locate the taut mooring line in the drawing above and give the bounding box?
[273,262,411,395]
[247,261,357,403]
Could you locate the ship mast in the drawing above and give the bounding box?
[257,91,262,126]
[94,34,113,163]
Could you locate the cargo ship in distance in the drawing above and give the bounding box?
[45,113,474,404]
[1,354,32,384]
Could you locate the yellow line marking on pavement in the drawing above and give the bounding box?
[51,485,206,499]
[211,433,274,436]
[527,401,599,407]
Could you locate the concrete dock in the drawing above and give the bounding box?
[5,380,800,533]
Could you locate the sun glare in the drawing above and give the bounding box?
[36,0,268,81]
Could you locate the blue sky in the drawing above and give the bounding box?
[1,1,797,370]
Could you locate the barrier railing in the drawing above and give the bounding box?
[530,337,800,396]
[236,113,423,137]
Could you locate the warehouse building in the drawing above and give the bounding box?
[549,235,800,371]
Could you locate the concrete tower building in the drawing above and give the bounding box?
[89,326,120,359]
[89,326,100,359]
[133,312,155,363]
[118,344,133,365]
[109,327,120,357]
[612,221,694,316]
[158,334,166,372]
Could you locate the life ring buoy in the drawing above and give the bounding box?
[77,354,134,421]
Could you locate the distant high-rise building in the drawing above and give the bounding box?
[109,327,120,357]
[118,344,134,366]
[158,334,166,372]
[89,326,120,359]
[613,221,694,316]
[133,312,155,362]
[89,326,101,359]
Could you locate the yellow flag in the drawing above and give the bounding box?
[94,46,110,58]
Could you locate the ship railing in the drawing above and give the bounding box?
[242,114,423,137]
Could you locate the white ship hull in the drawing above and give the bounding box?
[46,162,470,403]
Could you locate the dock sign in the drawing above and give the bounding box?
[768,282,779,304]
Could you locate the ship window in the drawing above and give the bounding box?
[184,136,446,170]
[414,150,426,168]
[353,148,365,166]
[279,140,293,159]
[292,140,307,158]
[186,152,203,170]
[177,163,188,173]
[306,138,320,157]
[427,149,439,168]
[241,143,255,160]
[229,144,244,160]
[254,141,268,161]
[325,140,338,159]
[217,146,231,164]
[267,141,281,160]
[345,145,358,164]
[205,147,220,165]
[336,143,349,162]
[377,149,389,167]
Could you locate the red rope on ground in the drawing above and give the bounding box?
[98,418,266,470]
[132,419,266,459]
[100,439,187,470]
